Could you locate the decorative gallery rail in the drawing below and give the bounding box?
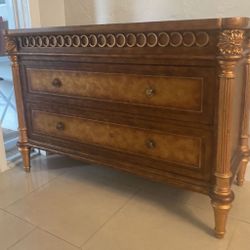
[16,31,210,49]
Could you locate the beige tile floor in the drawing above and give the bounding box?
[0,155,250,250]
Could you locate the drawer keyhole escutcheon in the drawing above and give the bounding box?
[145,87,155,97]
[52,78,62,88]
[56,122,65,131]
[145,139,156,149]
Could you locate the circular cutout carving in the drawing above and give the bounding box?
[18,37,23,47]
[23,36,30,47]
[126,33,136,47]
[56,35,64,47]
[196,32,209,47]
[42,36,49,47]
[107,34,116,47]
[23,37,29,47]
[147,33,158,47]
[97,34,107,47]
[136,33,147,47]
[49,35,57,47]
[72,35,81,47]
[35,36,43,47]
[64,35,72,47]
[183,32,196,47]
[170,32,183,47]
[29,36,35,47]
[80,35,89,47]
[89,34,98,47]
[158,32,170,47]
[116,34,126,47]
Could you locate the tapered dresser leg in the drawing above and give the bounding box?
[6,38,31,173]
[236,37,250,186]
[213,29,245,238]
[211,200,232,238]
[18,145,31,172]
[236,158,249,186]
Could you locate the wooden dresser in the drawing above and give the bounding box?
[5,17,250,238]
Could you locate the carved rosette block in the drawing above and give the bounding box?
[211,29,245,238]
[217,30,244,58]
[4,36,18,54]
[5,35,31,172]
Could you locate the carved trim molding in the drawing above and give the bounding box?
[16,31,210,49]
[217,30,244,57]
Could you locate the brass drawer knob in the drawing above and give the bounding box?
[56,122,65,131]
[145,139,156,149]
[145,87,155,97]
[52,78,62,88]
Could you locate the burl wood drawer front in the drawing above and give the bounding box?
[27,68,203,112]
[32,110,201,169]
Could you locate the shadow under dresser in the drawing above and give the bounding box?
[5,17,250,238]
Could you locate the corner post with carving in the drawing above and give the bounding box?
[237,35,250,186]
[5,34,31,172]
[211,29,245,238]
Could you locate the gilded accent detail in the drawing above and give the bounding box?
[4,36,17,54]
[17,31,210,49]
[217,30,244,57]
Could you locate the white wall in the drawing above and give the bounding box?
[182,0,250,18]
[64,0,96,26]
[30,0,250,27]
[28,0,65,27]
[64,0,250,25]
[28,0,41,27]
[39,0,65,27]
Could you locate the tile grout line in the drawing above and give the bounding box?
[6,226,37,250]
[2,209,81,249]
[35,225,81,249]
[225,222,240,250]
[230,217,250,226]
[3,168,70,210]
[2,208,38,227]
[1,169,72,226]
[80,186,142,249]
[3,207,82,249]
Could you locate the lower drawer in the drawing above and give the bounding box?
[30,109,204,170]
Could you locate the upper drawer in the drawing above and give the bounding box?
[27,68,203,113]
[22,62,216,125]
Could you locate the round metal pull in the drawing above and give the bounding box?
[56,122,65,131]
[145,87,155,97]
[52,78,62,88]
[145,139,156,149]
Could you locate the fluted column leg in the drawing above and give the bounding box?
[212,29,245,238]
[236,49,250,186]
[6,37,31,173]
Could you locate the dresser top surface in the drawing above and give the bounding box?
[6,17,250,36]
